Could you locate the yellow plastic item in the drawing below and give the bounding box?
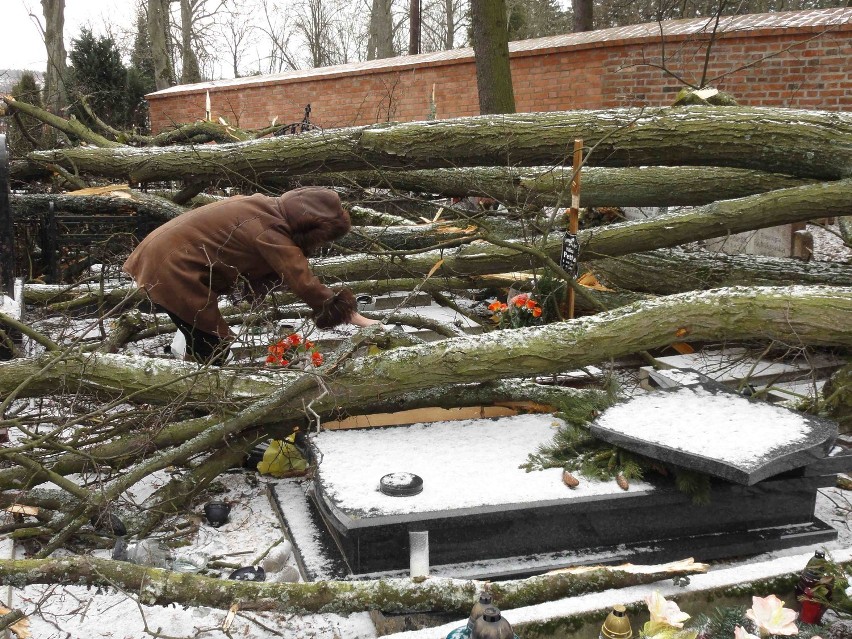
[257,434,308,477]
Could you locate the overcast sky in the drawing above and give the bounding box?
[2,0,134,71]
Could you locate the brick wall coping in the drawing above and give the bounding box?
[146,7,852,100]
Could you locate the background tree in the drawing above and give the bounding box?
[506,0,571,39]
[127,11,157,131]
[572,0,593,31]
[179,0,203,83]
[40,0,69,120]
[68,29,131,128]
[470,0,516,114]
[148,0,175,90]
[7,73,45,156]
[367,0,396,59]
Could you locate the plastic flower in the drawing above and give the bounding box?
[745,595,798,636]
[645,591,690,628]
[311,351,324,366]
[511,293,529,307]
[734,626,760,639]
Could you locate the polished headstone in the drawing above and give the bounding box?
[590,370,838,485]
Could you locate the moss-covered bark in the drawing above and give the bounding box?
[0,556,705,615]
[26,107,852,183]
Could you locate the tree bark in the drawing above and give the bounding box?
[314,180,852,284]
[470,0,516,114]
[367,0,395,60]
[1,287,849,409]
[0,556,706,615]
[40,0,68,119]
[590,248,852,294]
[179,0,202,84]
[573,0,593,31]
[0,381,604,491]
[297,166,816,208]
[27,107,852,183]
[11,191,185,224]
[148,0,175,90]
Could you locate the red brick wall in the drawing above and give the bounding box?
[147,8,852,133]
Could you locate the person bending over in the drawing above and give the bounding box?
[123,187,377,365]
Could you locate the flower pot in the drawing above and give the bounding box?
[203,501,231,527]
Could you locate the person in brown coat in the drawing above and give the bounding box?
[124,187,377,364]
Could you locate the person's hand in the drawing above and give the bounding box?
[350,312,381,327]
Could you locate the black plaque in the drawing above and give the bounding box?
[560,232,579,277]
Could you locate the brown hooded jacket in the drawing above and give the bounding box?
[123,187,357,338]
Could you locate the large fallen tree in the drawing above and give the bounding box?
[21,107,852,183]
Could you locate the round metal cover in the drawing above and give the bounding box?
[379,472,423,497]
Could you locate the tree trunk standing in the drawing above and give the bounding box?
[367,0,395,60]
[444,0,456,48]
[470,0,516,114]
[179,0,202,84]
[40,0,68,122]
[572,0,593,32]
[409,0,421,54]
[148,0,175,90]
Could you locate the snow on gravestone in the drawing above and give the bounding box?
[589,370,838,485]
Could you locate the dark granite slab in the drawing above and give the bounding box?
[589,371,838,486]
[309,472,831,574]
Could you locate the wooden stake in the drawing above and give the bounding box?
[567,139,583,319]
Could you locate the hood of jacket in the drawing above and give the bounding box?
[276,187,351,252]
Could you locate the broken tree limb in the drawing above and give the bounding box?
[314,180,852,283]
[590,248,852,294]
[10,190,186,224]
[0,556,707,615]
[298,165,816,208]
[1,95,120,148]
[26,107,852,183]
[0,382,607,492]
[1,287,849,409]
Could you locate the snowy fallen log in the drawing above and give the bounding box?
[590,248,852,294]
[298,166,816,208]
[26,107,852,183]
[2,286,849,408]
[0,556,707,615]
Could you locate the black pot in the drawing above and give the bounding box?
[228,566,266,582]
[203,501,231,527]
[90,512,127,537]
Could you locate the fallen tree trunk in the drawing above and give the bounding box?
[0,381,606,491]
[590,248,852,294]
[26,107,852,183]
[297,166,816,208]
[315,180,852,283]
[2,287,849,408]
[10,190,186,224]
[0,556,707,615]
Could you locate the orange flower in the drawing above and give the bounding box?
[311,351,324,366]
[266,354,278,364]
[526,299,538,310]
[532,307,542,317]
[488,301,503,312]
[511,293,529,307]
[304,341,315,349]
[287,333,302,347]
[500,303,508,312]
